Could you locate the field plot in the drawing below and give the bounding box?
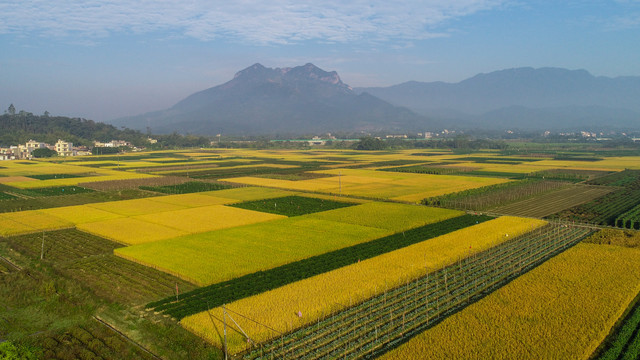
[0,216,35,236]
[381,243,640,360]
[61,254,197,305]
[305,202,462,231]
[491,184,612,218]
[115,217,389,285]
[0,210,73,236]
[139,181,231,194]
[40,205,124,224]
[144,193,237,207]
[229,195,356,216]
[222,168,509,203]
[134,205,286,234]
[552,186,640,226]
[1,229,120,263]
[180,216,545,353]
[86,198,187,216]
[207,186,294,201]
[423,179,569,211]
[149,212,477,320]
[77,217,189,245]
[588,169,640,186]
[37,320,157,360]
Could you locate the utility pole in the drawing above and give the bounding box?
[223,304,228,360]
[40,231,45,260]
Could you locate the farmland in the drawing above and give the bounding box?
[3,147,640,359]
[180,216,547,353]
[380,243,640,360]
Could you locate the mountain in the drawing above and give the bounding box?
[356,67,640,130]
[112,63,426,135]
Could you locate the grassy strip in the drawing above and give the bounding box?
[25,173,87,180]
[147,214,492,319]
[139,181,231,194]
[0,183,94,198]
[228,195,355,216]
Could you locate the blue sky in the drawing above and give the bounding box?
[1,0,639,121]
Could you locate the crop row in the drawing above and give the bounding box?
[139,181,231,194]
[596,294,640,360]
[147,214,492,319]
[587,169,640,186]
[2,228,121,264]
[615,204,640,229]
[62,254,197,306]
[551,186,640,226]
[40,321,157,360]
[423,179,567,211]
[240,224,592,359]
[492,185,613,218]
[380,165,469,175]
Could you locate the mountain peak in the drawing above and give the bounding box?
[233,63,268,79]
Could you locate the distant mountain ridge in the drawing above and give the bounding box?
[355,67,640,130]
[112,63,426,135]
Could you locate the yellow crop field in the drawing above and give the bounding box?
[77,217,189,245]
[86,198,187,216]
[145,193,237,207]
[204,187,294,201]
[114,217,389,285]
[219,176,339,191]
[1,211,73,234]
[40,205,124,224]
[223,169,509,203]
[381,243,640,360]
[181,216,546,353]
[306,202,463,231]
[0,216,37,236]
[134,205,285,234]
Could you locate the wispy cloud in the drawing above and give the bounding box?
[0,0,507,44]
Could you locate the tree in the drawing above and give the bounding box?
[7,104,15,115]
[31,148,58,158]
[353,136,385,150]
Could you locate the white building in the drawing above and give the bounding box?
[55,139,75,156]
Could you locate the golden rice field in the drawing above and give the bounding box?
[40,205,124,224]
[306,202,463,231]
[142,193,237,207]
[0,186,295,238]
[0,160,158,188]
[222,169,510,203]
[86,198,188,216]
[134,205,286,234]
[77,217,190,245]
[150,162,297,175]
[180,216,546,353]
[380,243,640,360]
[115,217,390,285]
[0,210,74,236]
